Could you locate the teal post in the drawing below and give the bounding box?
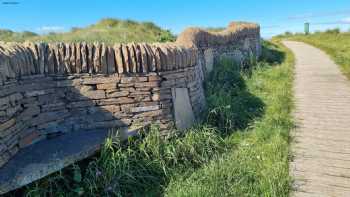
[304,22,310,35]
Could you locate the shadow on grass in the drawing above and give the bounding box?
[260,40,286,64]
[204,58,265,136]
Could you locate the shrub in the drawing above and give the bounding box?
[325,28,340,34]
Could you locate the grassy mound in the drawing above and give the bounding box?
[0,18,175,43]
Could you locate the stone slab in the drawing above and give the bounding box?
[172,88,195,130]
[0,129,110,195]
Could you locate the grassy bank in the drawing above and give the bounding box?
[165,40,294,196]
[279,31,350,78]
[0,18,175,43]
[9,40,294,197]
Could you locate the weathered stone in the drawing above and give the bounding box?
[133,109,163,118]
[87,43,94,73]
[0,129,112,195]
[158,45,169,71]
[83,120,128,129]
[96,82,117,90]
[148,75,161,81]
[128,44,137,73]
[64,43,72,73]
[80,42,89,73]
[114,44,124,74]
[100,43,108,74]
[79,90,106,100]
[140,44,148,73]
[145,44,156,72]
[135,87,152,92]
[0,96,10,106]
[82,76,119,85]
[134,81,159,88]
[172,88,195,130]
[135,44,142,72]
[25,90,50,97]
[68,43,76,73]
[55,78,81,87]
[76,42,82,73]
[151,93,160,101]
[93,105,120,113]
[129,91,150,96]
[152,45,162,72]
[121,44,130,73]
[93,43,101,73]
[0,118,15,131]
[57,43,66,74]
[107,91,129,98]
[26,42,40,73]
[131,105,159,113]
[17,45,31,75]
[170,46,178,70]
[96,97,134,105]
[107,46,116,74]
[31,110,69,125]
[120,76,147,83]
[67,100,95,109]
[5,105,22,117]
[38,43,47,74]
[47,44,56,74]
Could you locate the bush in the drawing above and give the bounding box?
[325,28,340,34]
[97,18,121,27]
[157,30,176,42]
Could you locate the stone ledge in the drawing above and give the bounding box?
[0,129,111,195]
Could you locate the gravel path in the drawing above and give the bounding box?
[284,41,350,197]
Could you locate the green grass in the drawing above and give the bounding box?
[8,40,294,197]
[0,18,175,43]
[165,40,294,196]
[278,30,350,78]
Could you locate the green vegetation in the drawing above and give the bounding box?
[0,29,38,42]
[166,40,294,196]
[0,18,176,43]
[205,27,226,32]
[8,40,294,197]
[278,29,350,78]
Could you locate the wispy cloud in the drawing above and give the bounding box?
[341,17,350,24]
[288,10,350,20]
[261,25,282,29]
[36,26,65,33]
[310,17,350,25]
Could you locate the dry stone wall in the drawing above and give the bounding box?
[0,21,260,169]
[177,22,261,72]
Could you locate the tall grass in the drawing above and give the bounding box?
[280,31,350,78]
[165,40,294,196]
[8,40,294,197]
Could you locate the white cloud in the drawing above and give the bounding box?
[340,17,350,24]
[36,26,65,33]
[288,10,350,20]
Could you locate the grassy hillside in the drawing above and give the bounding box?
[0,18,175,43]
[8,40,294,197]
[278,30,350,78]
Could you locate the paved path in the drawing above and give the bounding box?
[284,41,350,197]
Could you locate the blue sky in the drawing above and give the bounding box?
[1,0,350,38]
